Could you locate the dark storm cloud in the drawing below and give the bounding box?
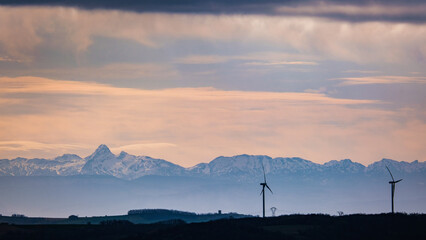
[1,0,425,22]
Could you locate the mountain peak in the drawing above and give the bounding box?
[118,151,129,159]
[84,144,115,161]
[54,154,82,162]
[96,144,110,150]
[94,144,112,154]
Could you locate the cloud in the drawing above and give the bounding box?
[342,70,381,74]
[110,143,177,156]
[0,76,139,96]
[0,6,425,67]
[0,62,180,91]
[244,61,318,66]
[275,2,426,22]
[2,1,426,23]
[35,63,179,82]
[175,55,229,64]
[175,53,319,66]
[0,76,376,104]
[0,141,86,153]
[334,76,426,85]
[1,76,425,167]
[304,87,327,94]
[0,56,27,63]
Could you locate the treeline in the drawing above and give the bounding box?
[128,209,197,216]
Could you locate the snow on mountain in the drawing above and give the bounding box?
[189,155,323,178]
[0,154,84,176]
[270,157,322,173]
[189,155,273,177]
[80,144,116,176]
[365,158,426,174]
[0,144,424,180]
[323,159,366,173]
[81,144,186,180]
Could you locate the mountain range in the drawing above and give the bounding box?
[1,144,426,217]
[1,144,424,180]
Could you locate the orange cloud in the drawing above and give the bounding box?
[0,76,375,104]
[334,76,426,85]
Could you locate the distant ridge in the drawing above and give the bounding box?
[0,208,252,225]
[0,144,425,180]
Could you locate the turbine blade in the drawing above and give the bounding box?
[386,166,395,182]
[266,184,273,194]
[260,189,264,196]
[395,179,402,183]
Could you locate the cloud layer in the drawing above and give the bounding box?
[2,0,426,22]
[335,76,426,85]
[0,6,425,66]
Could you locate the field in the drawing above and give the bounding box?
[1,213,425,240]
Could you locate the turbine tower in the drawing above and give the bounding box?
[386,166,402,214]
[260,161,273,218]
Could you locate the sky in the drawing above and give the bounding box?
[0,0,425,167]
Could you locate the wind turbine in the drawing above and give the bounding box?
[386,166,402,214]
[260,162,273,218]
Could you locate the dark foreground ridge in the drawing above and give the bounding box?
[1,213,425,240]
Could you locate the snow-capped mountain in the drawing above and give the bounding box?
[188,155,323,178]
[366,158,426,174]
[323,159,366,174]
[0,154,84,176]
[189,155,272,176]
[81,144,185,180]
[0,144,424,180]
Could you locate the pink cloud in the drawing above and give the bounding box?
[334,76,426,85]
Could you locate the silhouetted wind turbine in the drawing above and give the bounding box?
[386,166,402,214]
[260,162,273,218]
